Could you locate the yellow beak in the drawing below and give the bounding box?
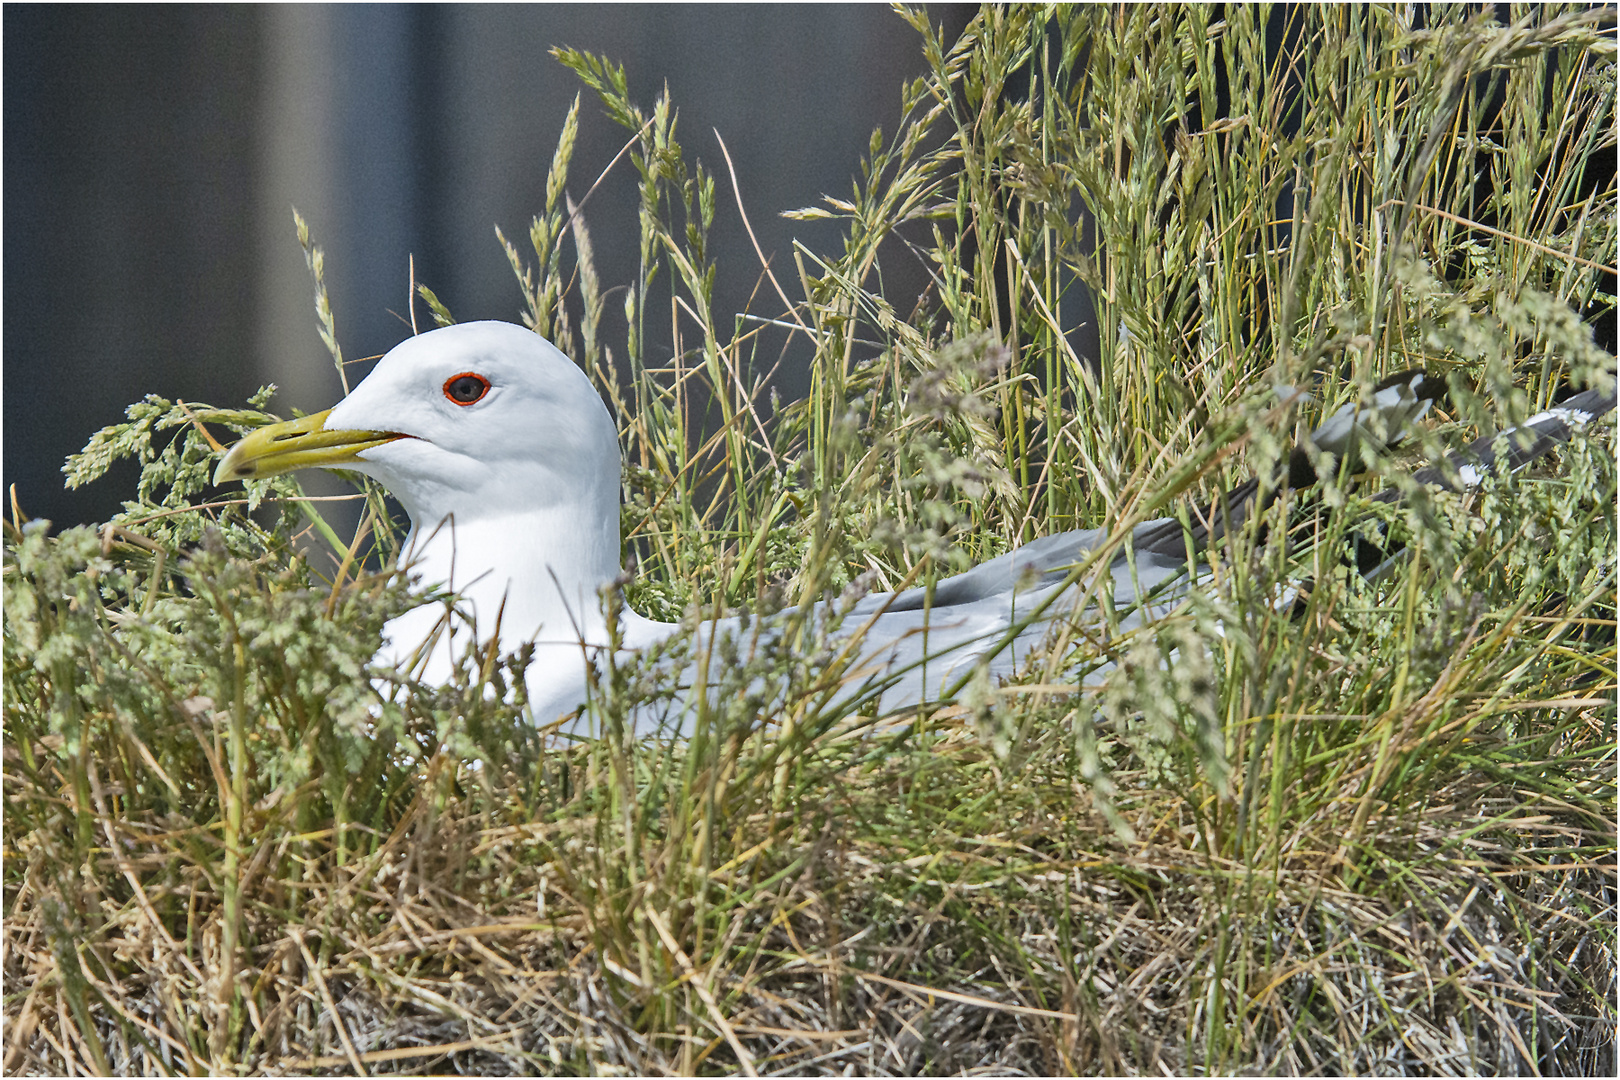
[213,409,403,485]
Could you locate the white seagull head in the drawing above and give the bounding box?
[216,322,631,701]
[236,321,621,530]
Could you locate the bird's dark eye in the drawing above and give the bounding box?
[443,373,491,405]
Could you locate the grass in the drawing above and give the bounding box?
[5,4,1617,1074]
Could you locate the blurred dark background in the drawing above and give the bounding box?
[5,4,974,530]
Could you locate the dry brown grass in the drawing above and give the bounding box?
[6,718,1613,1075]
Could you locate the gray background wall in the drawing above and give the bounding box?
[5,4,972,529]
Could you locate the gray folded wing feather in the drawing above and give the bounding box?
[595,520,1197,735]
[576,378,1611,737]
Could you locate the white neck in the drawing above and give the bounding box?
[378,505,623,712]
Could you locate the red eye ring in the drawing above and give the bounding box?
[443,372,491,406]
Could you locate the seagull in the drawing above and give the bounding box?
[215,321,1612,734]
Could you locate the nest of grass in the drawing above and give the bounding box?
[6,736,1613,1075]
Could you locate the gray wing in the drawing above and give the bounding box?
[577,380,1611,737]
[593,520,1197,736]
[834,519,1198,709]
